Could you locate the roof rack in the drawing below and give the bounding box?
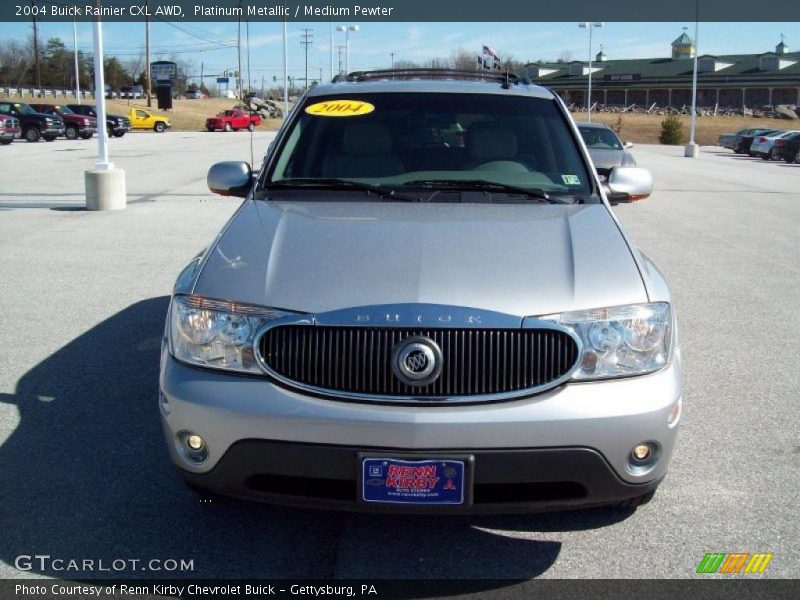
[340,68,524,85]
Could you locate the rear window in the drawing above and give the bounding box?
[266,92,591,197]
[578,126,622,150]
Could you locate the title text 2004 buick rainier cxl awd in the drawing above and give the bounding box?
[160,70,682,513]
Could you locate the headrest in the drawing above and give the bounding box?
[343,123,392,155]
[467,122,518,160]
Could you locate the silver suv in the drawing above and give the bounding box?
[160,70,681,513]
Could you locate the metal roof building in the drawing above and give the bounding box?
[525,34,800,111]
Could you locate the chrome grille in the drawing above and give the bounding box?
[257,325,580,401]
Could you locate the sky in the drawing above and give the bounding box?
[1,20,797,85]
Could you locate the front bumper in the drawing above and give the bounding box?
[160,349,682,511]
[182,440,663,513]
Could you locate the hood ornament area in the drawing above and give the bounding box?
[391,336,443,386]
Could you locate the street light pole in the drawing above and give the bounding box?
[685,0,701,158]
[282,19,288,116]
[337,25,359,75]
[72,18,81,103]
[579,21,603,122]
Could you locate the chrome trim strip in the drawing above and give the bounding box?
[252,305,583,405]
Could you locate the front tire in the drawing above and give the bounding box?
[79,132,93,140]
[154,122,166,133]
[65,125,79,140]
[247,122,255,132]
[24,127,41,143]
[113,132,125,138]
[224,123,232,132]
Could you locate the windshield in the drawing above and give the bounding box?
[578,126,622,150]
[56,106,74,115]
[14,103,37,115]
[265,93,592,198]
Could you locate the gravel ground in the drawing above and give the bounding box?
[0,133,797,581]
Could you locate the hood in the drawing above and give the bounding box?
[587,148,633,169]
[192,200,647,317]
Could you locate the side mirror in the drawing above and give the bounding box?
[605,166,653,204]
[207,161,253,197]
[623,141,634,149]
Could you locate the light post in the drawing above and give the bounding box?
[85,10,126,211]
[336,25,359,75]
[685,1,700,158]
[579,21,603,122]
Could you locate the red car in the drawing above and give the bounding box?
[1,114,21,145]
[205,109,261,132]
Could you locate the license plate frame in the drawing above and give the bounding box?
[358,453,474,506]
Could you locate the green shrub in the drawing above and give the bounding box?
[659,115,685,145]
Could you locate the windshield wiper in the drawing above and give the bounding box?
[401,179,562,203]
[266,178,421,202]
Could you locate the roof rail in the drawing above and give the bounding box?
[342,68,522,84]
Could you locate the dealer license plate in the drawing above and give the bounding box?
[361,458,465,505]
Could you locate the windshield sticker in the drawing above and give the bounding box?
[562,174,581,185]
[305,99,375,117]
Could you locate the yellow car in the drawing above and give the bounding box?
[128,108,171,132]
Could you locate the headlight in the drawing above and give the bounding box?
[169,294,297,374]
[541,302,672,380]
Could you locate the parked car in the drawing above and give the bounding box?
[161,71,680,513]
[0,114,21,145]
[205,109,261,132]
[66,104,131,138]
[120,85,144,99]
[29,103,97,140]
[717,131,737,150]
[736,129,780,155]
[0,101,65,142]
[185,89,203,99]
[576,121,637,177]
[128,108,170,132]
[750,130,798,160]
[773,132,800,163]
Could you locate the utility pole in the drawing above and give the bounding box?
[329,22,333,82]
[390,52,395,69]
[72,18,81,102]
[145,0,151,107]
[237,1,243,97]
[300,28,314,91]
[336,45,346,76]
[246,19,251,93]
[282,18,288,116]
[31,1,42,91]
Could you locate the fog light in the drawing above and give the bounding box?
[632,444,651,460]
[176,431,208,465]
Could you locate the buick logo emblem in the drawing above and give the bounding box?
[391,336,443,386]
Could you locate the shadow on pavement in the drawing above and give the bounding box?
[0,297,633,584]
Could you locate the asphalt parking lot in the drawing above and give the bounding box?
[0,133,798,580]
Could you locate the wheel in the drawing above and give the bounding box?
[206,127,215,132]
[24,127,41,143]
[65,125,79,140]
[107,127,114,138]
[787,155,795,164]
[761,151,771,161]
[247,122,255,132]
[224,122,232,132]
[79,132,93,140]
[113,132,125,138]
[0,140,12,146]
[611,489,656,509]
[153,121,166,133]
